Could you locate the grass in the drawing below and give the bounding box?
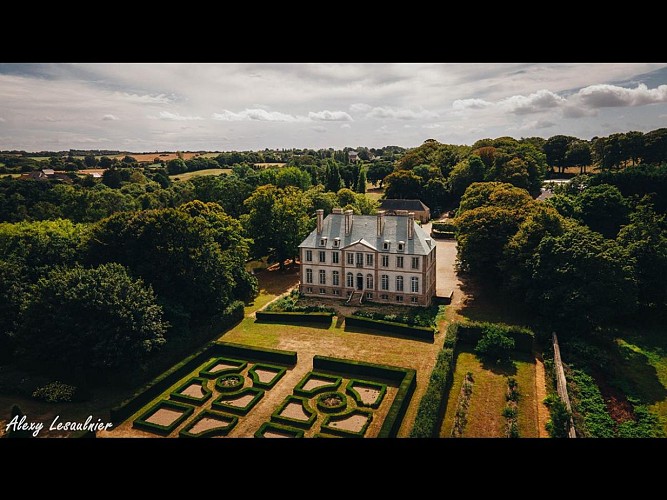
[439,346,538,437]
[170,168,232,181]
[613,330,667,434]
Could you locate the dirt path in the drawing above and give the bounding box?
[534,354,550,438]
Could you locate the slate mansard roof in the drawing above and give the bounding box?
[378,199,430,212]
[299,213,433,256]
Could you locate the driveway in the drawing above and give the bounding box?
[422,222,461,300]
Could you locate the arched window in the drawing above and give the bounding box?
[346,272,354,288]
[396,275,404,292]
[381,274,389,290]
[366,274,373,290]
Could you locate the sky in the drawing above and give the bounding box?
[1,63,667,152]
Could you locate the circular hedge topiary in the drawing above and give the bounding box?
[316,391,348,414]
[215,374,245,393]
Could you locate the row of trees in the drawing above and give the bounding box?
[454,181,667,333]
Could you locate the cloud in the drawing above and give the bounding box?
[340,123,351,129]
[350,103,372,113]
[535,120,556,129]
[101,114,119,121]
[308,110,353,121]
[212,108,308,122]
[562,105,596,118]
[0,116,5,122]
[452,98,493,110]
[576,83,667,107]
[116,92,172,104]
[500,89,566,114]
[422,123,443,129]
[157,111,203,121]
[366,106,438,120]
[312,126,327,133]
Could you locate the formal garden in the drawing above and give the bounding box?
[107,341,415,438]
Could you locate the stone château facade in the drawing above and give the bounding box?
[298,208,437,306]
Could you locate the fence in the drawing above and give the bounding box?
[552,333,577,438]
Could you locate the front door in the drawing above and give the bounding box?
[356,275,363,290]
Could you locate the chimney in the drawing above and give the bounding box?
[316,209,324,234]
[408,212,415,240]
[396,209,408,216]
[377,210,385,237]
[344,209,353,236]
[332,207,343,214]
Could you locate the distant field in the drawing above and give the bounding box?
[116,152,202,163]
[170,168,231,181]
[254,163,286,168]
[366,183,384,201]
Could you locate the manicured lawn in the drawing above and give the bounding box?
[439,347,539,437]
[169,168,231,181]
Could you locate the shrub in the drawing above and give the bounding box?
[567,369,615,438]
[352,305,439,329]
[32,381,78,403]
[474,325,515,363]
[265,288,335,313]
[410,322,458,437]
[544,394,571,438]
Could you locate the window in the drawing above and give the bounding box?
[319,237,327,247]
[356,252,363,267]
[411,257,419,269]
[306,250,312,262]
[366,254,373,266]
[306,268,313,284]
[366,292,373,300]
[396,295,404,303]
[347,252,354,265]
[346,272,354,288]
[319,288,326,294]
[398,241,404,252]
[319,270,326,285]
[381,294,389,300]
[333,238,340,247]
[411,297,419,304]
[383,241,390,251]
[332,271,339,286]
[396,275,404,291]
[411,276,419,293]
[366,274,373,290]
[382,255,389,267]
[396,256,404,268]
[381,274,389,290]
[332,251,339,264]
[333,289,340,296]
[319,251,326,263]
[306,287,313,293]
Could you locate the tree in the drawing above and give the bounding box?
[383,170,422,199]
[324,160,342,192]
[18,263,167,372]
[530,224,636,332]
[275,166,311,191]
[355,166,367,194]
[448,156,486,201]
[577,184,628,238]
[242,186,311,269]
[366,162,393,188]
[121,155,137,165]
[474,325,515,363]
[166,159,187,175]
[98,156,113,169]
[102,168,122,189]
[643,128,667,165]
[621,131,644,166]
[545,395,571,438]
[422,177,449,216]
[83,155,98,168]
[455,206,523,278]
[543,135,575,174]
[617,200,667,307]
[458,182,534,216]
[565,141,592,174]
[337,188,357,207]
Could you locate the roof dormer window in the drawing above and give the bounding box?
[333,237,340,247]
[383,240,390,251]
[319,237,327,247]
[398,241,405,252]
